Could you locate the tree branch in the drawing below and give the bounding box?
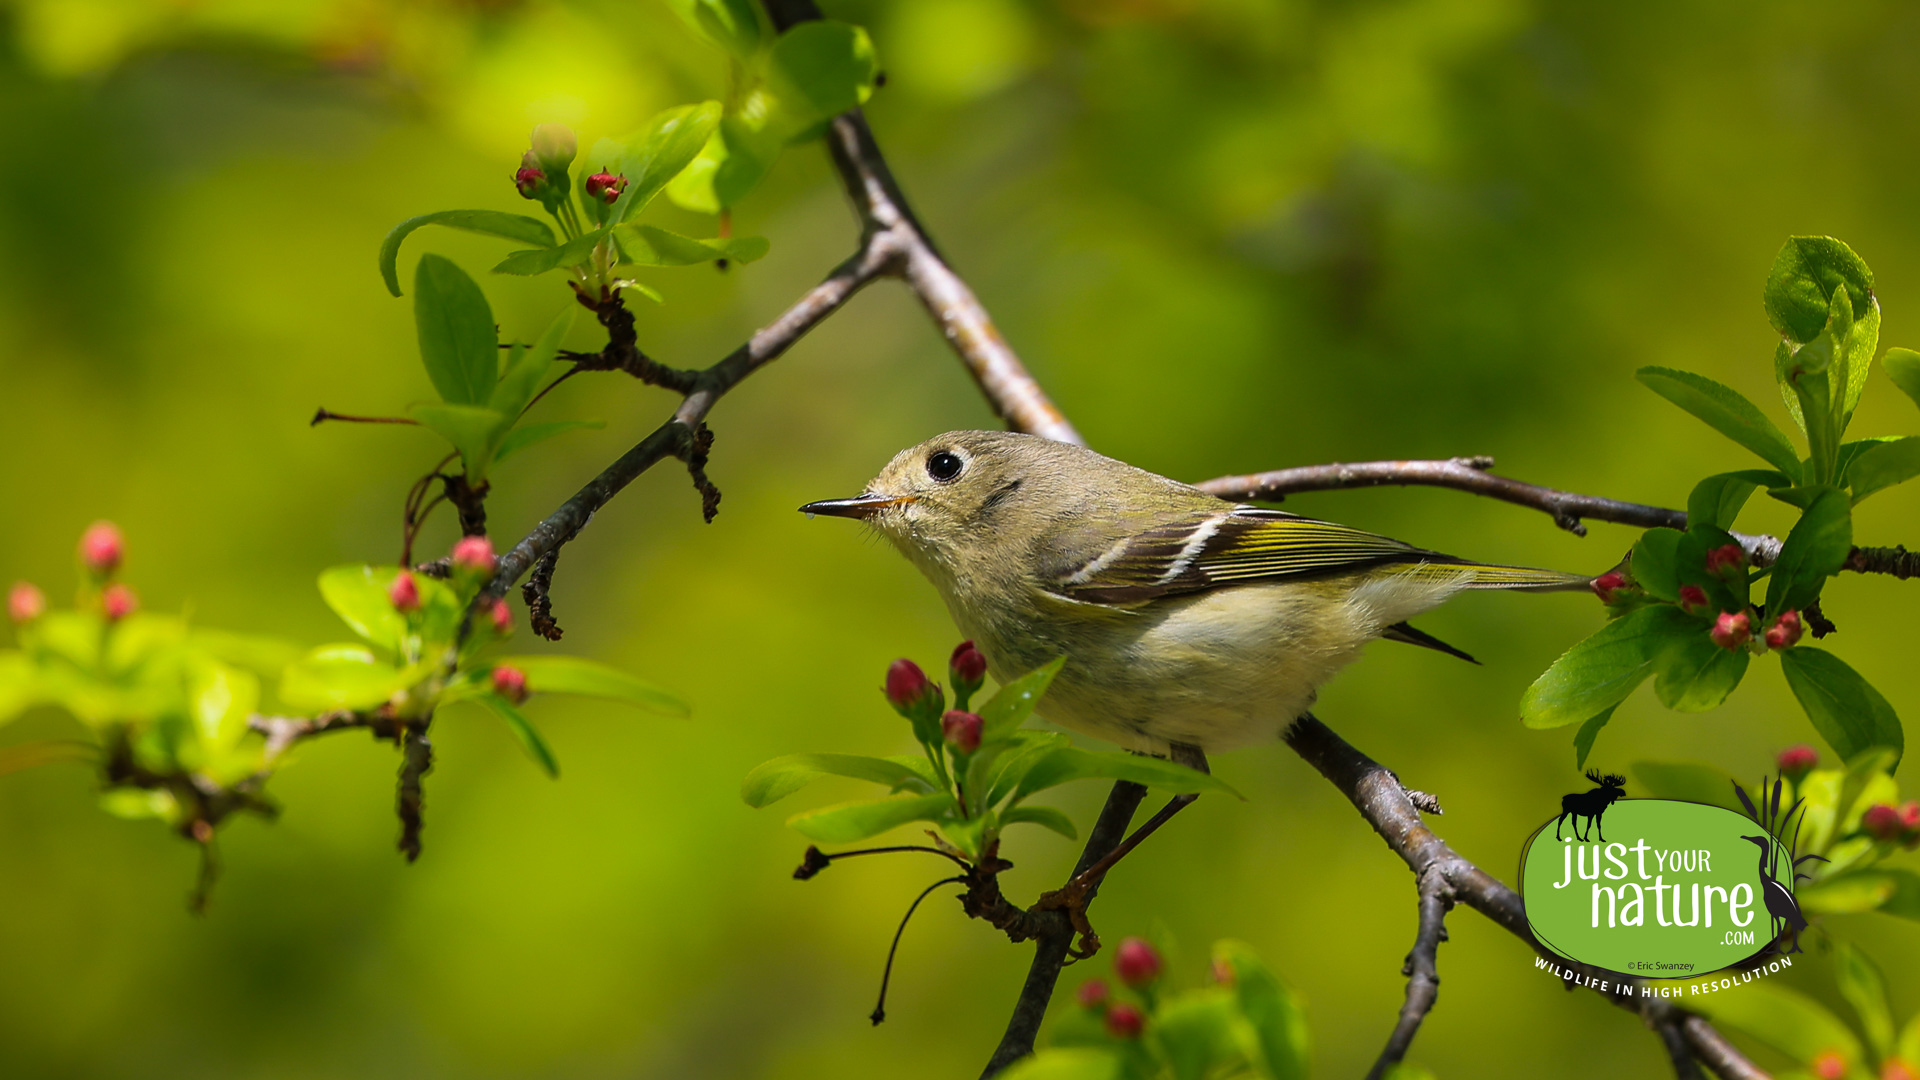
[1282,713,1765,1079]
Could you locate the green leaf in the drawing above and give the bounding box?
[412,254,498,405]
[410,402,509,481]
[491,655,689,716]
[279,645,409,711]
[610,224,769,267]
[317,565,409,651]
[1763,487,1852,616]
[1689,982,1862,1065]
[1636,367,1804,479]
[983,731,1073,807]
[1687,471,1788,529]
[979,657,1065,742]
[1153,989,1243,1080]
[995,1049,1122,1080]
[1765,236,1875,346]
[1847,436,1920,504]
[1883,347,1920,412]
[475,691,558,778]
[740,753,933,808]
[1651,620,1749,712]
[999,804,1077,839]
[1572,707,1615,770]
[489,308,572,418]
[492,229,608,276]
[785,792,956,843]
[379,210,555,297]
[495,420,606,466]
[1629,528,1684,601]
[1010,747,1241,806]
[1797,869,1905,915]
[1213,940,1310,1080]
[1783,329,1842,483]
[664,0,764,58]
[1780,647,1903,767]
[1833,941,1893,1059]
[763,21,879,129]
[1520,605,1688,728]
[589,102,724,227]
[1629,761,1745,813]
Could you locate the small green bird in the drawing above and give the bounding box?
[801,431,1589,757]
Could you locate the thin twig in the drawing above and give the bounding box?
[1364,865,1453,1080]
[871,875,968,1026]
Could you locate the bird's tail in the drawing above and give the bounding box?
[1390,559,1592,593]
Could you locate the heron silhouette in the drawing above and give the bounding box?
[1740,834,1807,954]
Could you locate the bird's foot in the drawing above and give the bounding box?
[1034,877,1102,959]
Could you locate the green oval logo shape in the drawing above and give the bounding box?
[1520,799,1799,977]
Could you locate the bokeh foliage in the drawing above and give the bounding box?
[4,1,1920,1077]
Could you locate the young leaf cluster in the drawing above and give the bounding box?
[1690,940,1919,1080]
[1526,237,1913,769]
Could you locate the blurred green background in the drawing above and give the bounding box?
[3,0,1918,1076]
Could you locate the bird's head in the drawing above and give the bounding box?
[1739,834,1771,850]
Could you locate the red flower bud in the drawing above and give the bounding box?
[1709,611,1750,650]
[389,572,421,613]
[491,665,529,704]
[885,658,932,709]
[1114,937,1162,987]
[1901,801,1920,831]
[1677,584,1710,613]
[8,582,44,623]
[1765,610,1804,650]
[1704,543,1746,576]
[80,521,123,575]
[1210,956,1236,985]
[1883,1057,1920,1080]
[584,170,628,205]
[942,709,983,753]
[488,597,512,634]
[1813,1050,1847,1080]
[1776,744,1818,780]
[101,583,138,622]
[452,535,496,575]
[1075,979,1109,1009]
[1103,1003,1144,1039]
[950,640,987,687]
[1591,571,1627,603]
[1863,803,1903,841]
[514,151,545,198]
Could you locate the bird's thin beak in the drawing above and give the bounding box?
[798,493,914,519]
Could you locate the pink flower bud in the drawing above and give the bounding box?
[514,152,544,198]
[8,582,44,623]
[80,521,123,575]
[1103,1003,1144,1039]
[950,640,987,688]
[884,658,931,710]
[584,170,628,205]
[451,535,496,576]
[1704,543,1746,576]
[1776,744,1818,780]
[1864,803,1903,841]
[491,665,529,704]
[1765,610,1804,650]
[1591,571,1627,604]
[1210,956,1236,985]
[488,597,512,634]
[941,709,983,754]
[1677,584,1710,614]
[1901,801,1920,831]
[1114,937,1162,987]
[101,583,138,621]
[1075,979,1109,1009]
[1813,1050,1847,1080]
[1709,611,1750,650]
[1883,1057,1920,1080]
[389,572,421,613]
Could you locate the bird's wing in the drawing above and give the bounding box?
[1047,506,1584,606]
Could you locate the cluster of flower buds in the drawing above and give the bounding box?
[1704,542,1745,578]
[1677,584,1710,615]
[1590,571,1629,604]
[8,581,44,624]
[1764,610,1803,649]
[60,521,140,622]
[389,571,421,614]
[491,665,530,705]
[1073,937,1163,1040]
[1881,1056,1920,1080]
[583,170,628,206]
[940,709,982,754]
[1810,1050,1847,1080]
[1709,611,1750,650]
[1776,744,1819,782]
[1861,801,1920,848]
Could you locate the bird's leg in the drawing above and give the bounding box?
[1034,743,1208,956]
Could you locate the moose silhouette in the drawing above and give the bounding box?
[1554,769,1627,842]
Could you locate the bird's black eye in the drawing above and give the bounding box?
[926,450,964,482]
